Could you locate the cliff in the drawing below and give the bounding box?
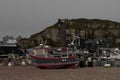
[19,18,120,49]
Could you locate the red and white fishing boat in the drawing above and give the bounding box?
[29,44,78,69]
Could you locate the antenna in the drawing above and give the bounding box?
[70,33,80,46]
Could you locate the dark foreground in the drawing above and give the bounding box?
[0,66,120,80]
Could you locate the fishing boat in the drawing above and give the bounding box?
[28,19,79,69]
[29,45,78,69]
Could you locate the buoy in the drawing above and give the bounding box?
[21,59,26,65]
[8,62,12,66]
[104,63,111,67]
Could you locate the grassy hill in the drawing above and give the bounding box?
[18,18,120,49]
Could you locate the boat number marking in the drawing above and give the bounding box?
[62,59,66,62]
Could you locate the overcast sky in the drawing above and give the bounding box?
[0,0,120,40]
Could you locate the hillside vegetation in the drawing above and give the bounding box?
[18,18,120,49]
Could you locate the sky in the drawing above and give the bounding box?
[0,0,120,40]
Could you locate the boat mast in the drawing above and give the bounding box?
[58,19,67,52]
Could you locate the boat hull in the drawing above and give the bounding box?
[35,62,77,69]
[29,54,78,69]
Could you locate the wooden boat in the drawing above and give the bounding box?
[29,45,79,69]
